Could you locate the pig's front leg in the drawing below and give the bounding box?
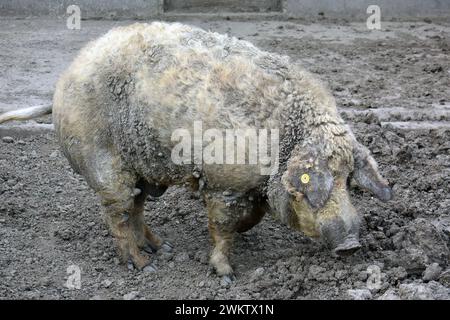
[204,191,258,283]
[205,195,236,282]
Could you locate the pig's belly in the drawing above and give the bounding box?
[114,118,269,191]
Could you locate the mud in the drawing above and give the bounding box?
[0,17,449,299]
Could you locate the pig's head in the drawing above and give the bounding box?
[272,131,392,256]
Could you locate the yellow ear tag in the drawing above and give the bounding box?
[300,173,310,184]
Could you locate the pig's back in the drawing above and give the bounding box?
[59,22,290,137]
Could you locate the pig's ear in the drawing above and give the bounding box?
[283,144,334,209]
[351,139,393,202]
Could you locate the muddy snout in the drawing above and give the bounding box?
[319,216,361,257]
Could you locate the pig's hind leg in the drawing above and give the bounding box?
[100,185,155,271]
[82,152,161,271]
[100,179,173,271]
[129,179,173,255]
[204,192,244,282]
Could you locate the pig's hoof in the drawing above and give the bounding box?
[160,241,173,252]
[127,259,136,271]
[221,274,236,286]
[143,244,157,254]
[143,263,158,273]
[143,240,173,254]
[127,259,157,272]
[210,253,234,279]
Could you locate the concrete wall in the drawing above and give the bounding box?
[0,0,449,19]
[284,0,450,19]
[0,0,161,19]
[164,0,282,13]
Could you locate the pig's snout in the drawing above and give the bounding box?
[319,215,361,257]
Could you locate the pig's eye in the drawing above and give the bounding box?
[300,173,310,184]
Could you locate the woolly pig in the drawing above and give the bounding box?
[0,22,392,281]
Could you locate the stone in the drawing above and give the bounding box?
[2,136,14,143]
[347,289,372,300]
[399,283,431,300]
[438,268,450,286]
[101,279,113,288]
[398,281,449,300]
[378,288,400,300]
[422,263,442,282]
[123,291,139,300]
[174,252,189,263]
[251,267,265,281]
[49,150,59,158]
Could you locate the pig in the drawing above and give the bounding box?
[0,22,392,281]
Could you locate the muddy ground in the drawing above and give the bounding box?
[0,17,449,300]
